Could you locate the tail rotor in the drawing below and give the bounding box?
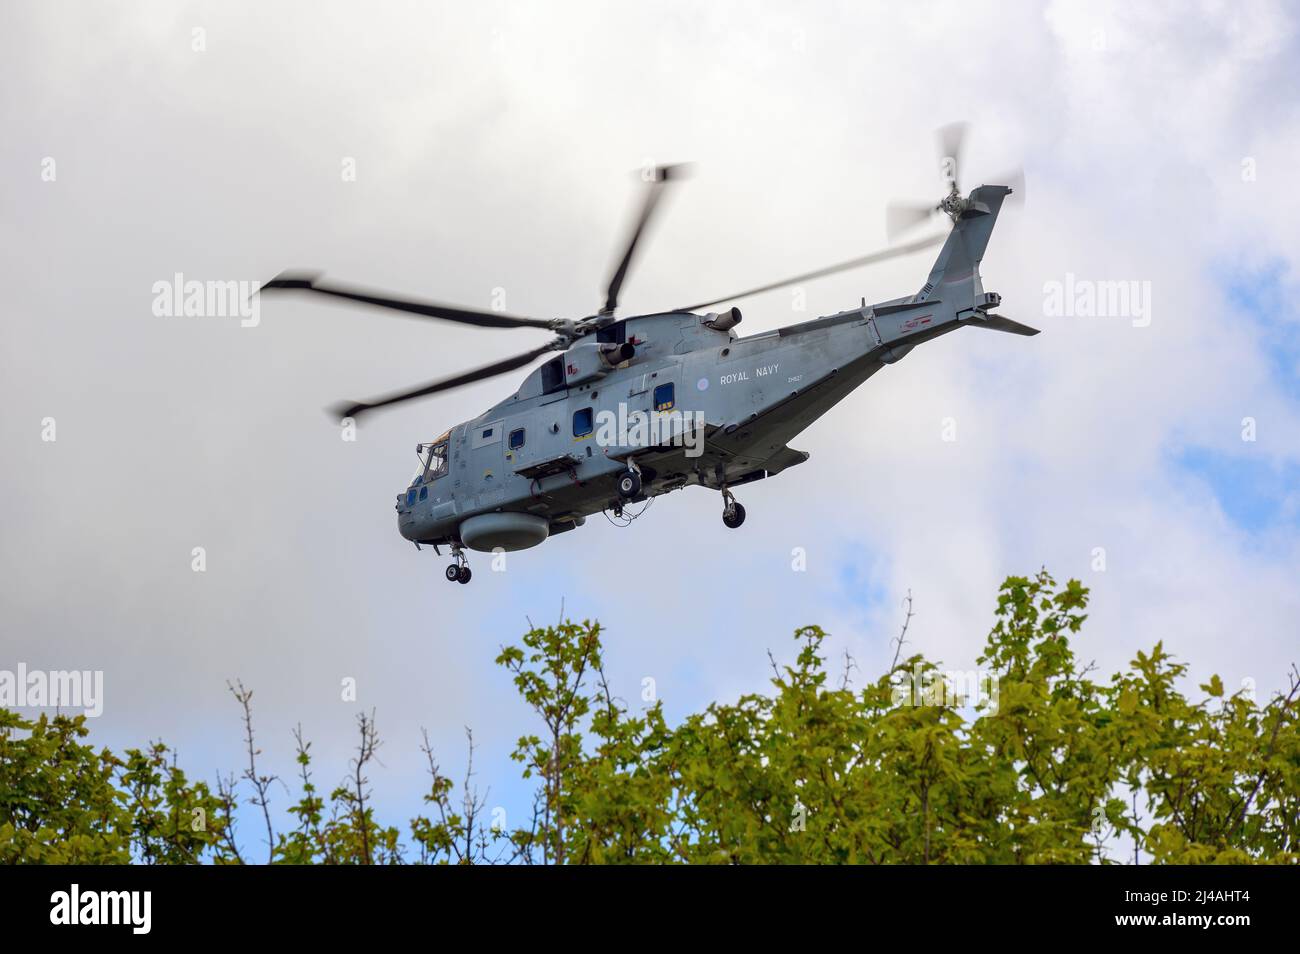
[885,122,1024,242]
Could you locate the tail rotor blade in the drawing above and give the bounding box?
[885,201,939,242]
[937,121,968,191]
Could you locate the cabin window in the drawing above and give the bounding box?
[481,427,493,439]
[654,382,675,412]
[419,486,428,501]
[509,428,525,450]
[573,407,594,438]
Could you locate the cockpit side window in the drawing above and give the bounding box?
[417,438,450,483]
[429,441,449,479]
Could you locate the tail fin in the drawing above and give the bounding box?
[915,184,1012,310]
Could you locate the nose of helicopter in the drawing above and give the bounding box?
[396,488,419,540]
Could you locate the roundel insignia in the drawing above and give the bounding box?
[697,377,709,391]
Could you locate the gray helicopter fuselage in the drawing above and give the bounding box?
[396,185,1018,553]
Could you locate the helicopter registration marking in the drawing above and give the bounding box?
[721,363,778,386]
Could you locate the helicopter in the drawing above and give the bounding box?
[261,125,1035,583]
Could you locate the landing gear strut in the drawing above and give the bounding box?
[445,544,472,584]
[721,487,746,529]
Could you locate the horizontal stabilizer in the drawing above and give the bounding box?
[973,314,1040,336]
[764,445,810,475]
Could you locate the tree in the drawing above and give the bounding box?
[0,708,228,864]
[2,571,1296,864]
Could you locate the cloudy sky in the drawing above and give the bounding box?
[4,0,1298,848]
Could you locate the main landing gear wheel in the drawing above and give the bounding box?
[721,488,746,529]
[445,564,461,582]
[617,470,642,499]
[456,566,472,584]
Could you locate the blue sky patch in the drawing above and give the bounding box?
[1175,259,1300,533]
[1219,258,1300,402]
[1175,446,1300,533]
[835,546,891,612]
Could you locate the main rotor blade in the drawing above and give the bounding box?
[885,201,939,242]
[331,340,561,421]
[937,121,968,190]
[602,164,688,316]
[674,232,945,313]
[261,271,556,331]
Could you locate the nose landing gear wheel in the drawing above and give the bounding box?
[723,502,746,528]
[446,544,472,583]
